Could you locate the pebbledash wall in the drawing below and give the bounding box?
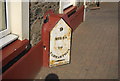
[29,2,83,46]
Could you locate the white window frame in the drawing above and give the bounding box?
[8,1,29,40]
[0,0,29,49]
[0,1,10,39]
[0,0,29,40]
[59,0,76,14]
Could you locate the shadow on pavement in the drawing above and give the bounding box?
[45,73,60,81]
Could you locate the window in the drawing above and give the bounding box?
[0,1,6,31]
[0,0,10,39]
[59,0,76,13]
[0,0,19,49]
[0,1,29,49]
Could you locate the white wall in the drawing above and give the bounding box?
[8,0,29,40]
[22,2,29,40]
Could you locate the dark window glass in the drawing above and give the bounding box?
[0,1,7,31]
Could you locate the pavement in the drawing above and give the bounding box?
[35,2,118,79]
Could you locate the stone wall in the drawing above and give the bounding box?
[29,2,83,46]
[29,2,59,46]
[76,2,84,8]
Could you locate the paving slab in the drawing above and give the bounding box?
[35,2,118,79]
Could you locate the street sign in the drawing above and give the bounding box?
[42,5,84,67]
[50,18,72,67]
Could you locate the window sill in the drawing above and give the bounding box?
[0,34,19,49]
[0,39,29,71]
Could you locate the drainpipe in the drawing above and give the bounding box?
[83,0,86,21]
